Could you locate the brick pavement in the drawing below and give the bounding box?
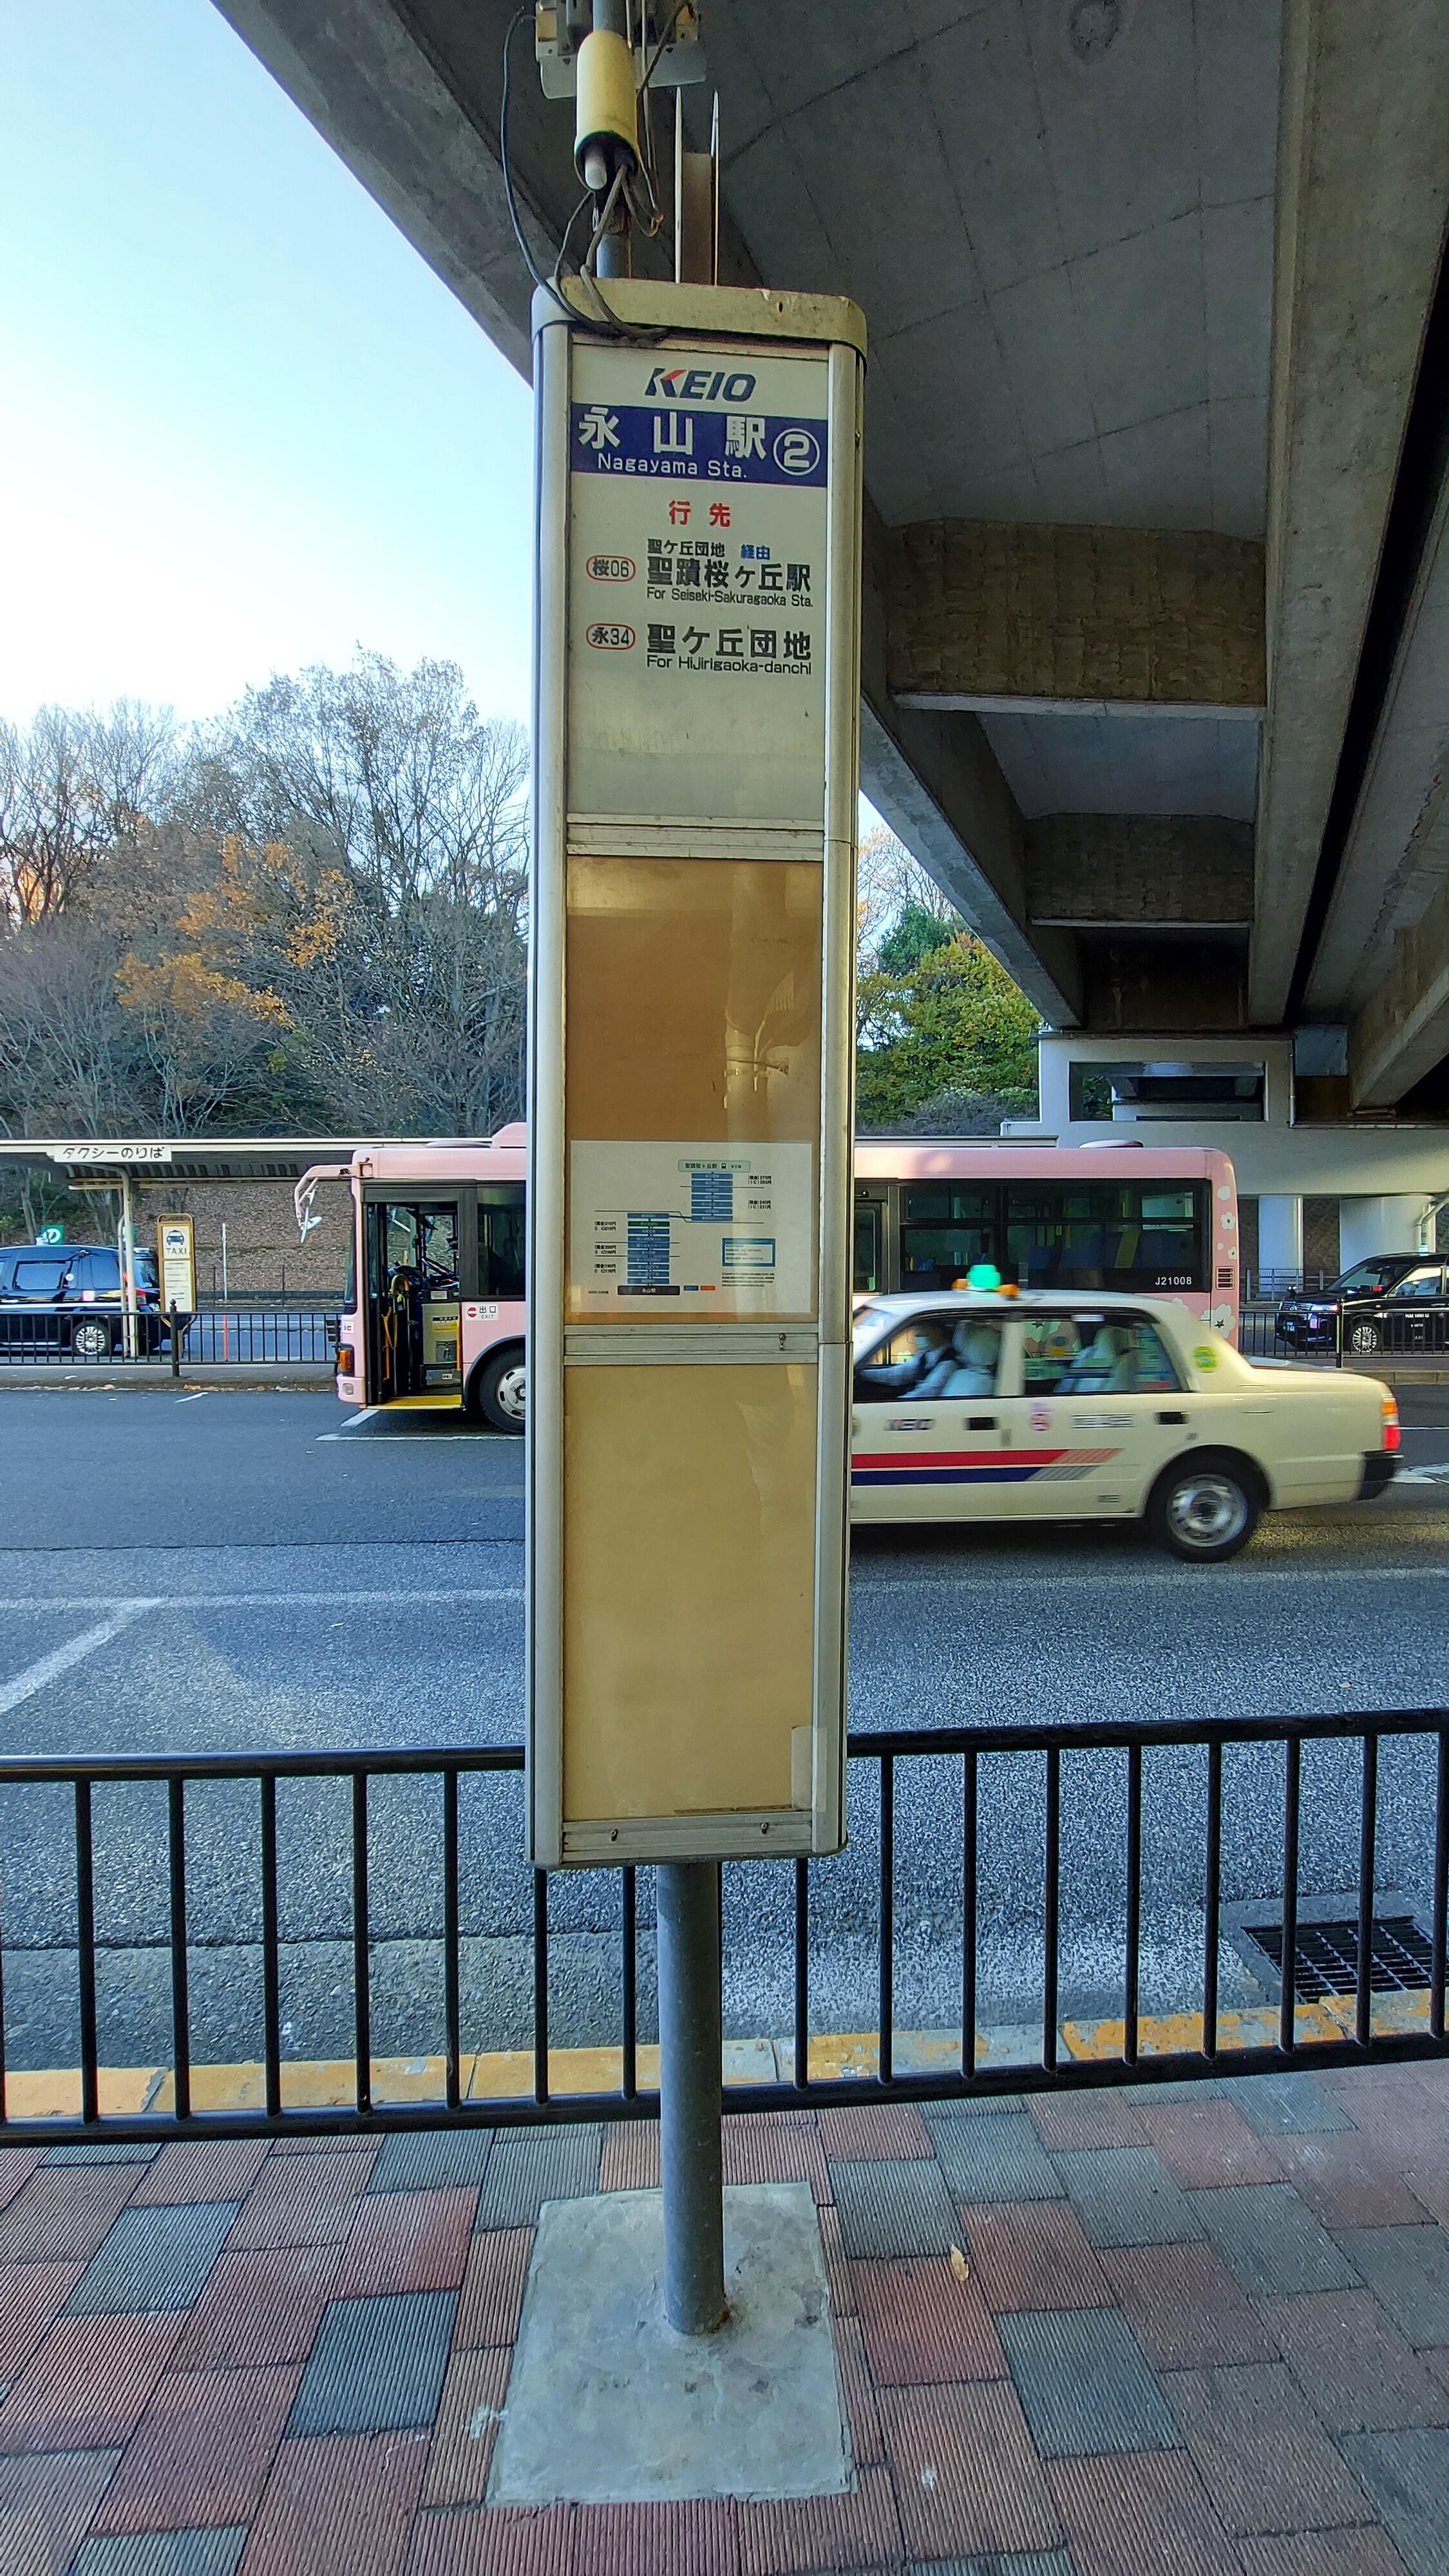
[0,2061,1446,2573]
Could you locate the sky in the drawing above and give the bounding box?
[1,0,535,728]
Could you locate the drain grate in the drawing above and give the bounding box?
[1245,1915,1435,2001]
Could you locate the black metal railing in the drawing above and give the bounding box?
[0,1304,337,1370]
[1,1711,1445,2146]
[1239,1300,1449,1364]
[1239,1305,1292,1359]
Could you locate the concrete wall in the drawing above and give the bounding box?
[1029,1033,1449,1198]
[130,1180,350,1297]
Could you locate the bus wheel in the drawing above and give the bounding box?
[1146,1452,1261,1562]
[469,1347,526,1434]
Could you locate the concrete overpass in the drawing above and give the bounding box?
[214,0,1449,1115]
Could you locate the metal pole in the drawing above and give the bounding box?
[592,0,721,2342]
[120,1173,138,1361]
[656,1859,727,2334]
[593,0,630,279]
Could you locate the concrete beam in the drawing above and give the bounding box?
[1307,458,1449,1027]
[887,522,1265,712]
[1251,0,1449,1023]
[1076,936,1251,1036]
[216,0,1086,1028]
[1026,818,1255,929]
[1350,868,1449,1109]
[213,0,565,372]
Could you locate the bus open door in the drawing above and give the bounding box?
[364,1195,469,1407]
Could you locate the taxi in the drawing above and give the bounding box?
[850,1290,1398,1560]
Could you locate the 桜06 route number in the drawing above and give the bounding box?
[586,555,636,582]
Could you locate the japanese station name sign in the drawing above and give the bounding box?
[565,337,832,826]
[528,281,866,1870]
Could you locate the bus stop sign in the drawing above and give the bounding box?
[528,280,865,1868]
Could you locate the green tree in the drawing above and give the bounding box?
[876,901,965,975]
[857,922,1041,1131]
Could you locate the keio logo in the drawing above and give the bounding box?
[644,366,757,402]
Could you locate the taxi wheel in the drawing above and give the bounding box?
[469,1346,526,1434]
[70,1319,115,1362]
[1348,1321,1381,1356]
[1147,1453,1261,1562]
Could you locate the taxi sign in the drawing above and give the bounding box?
[156,1215,196,1314]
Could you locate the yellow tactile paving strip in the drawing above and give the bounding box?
[1,1992,1437,2126]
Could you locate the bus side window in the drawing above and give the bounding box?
[478,1185,526,1299]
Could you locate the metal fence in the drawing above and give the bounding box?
[1239,1302,1449,1363]
[1239,1305,1293,1359]
[1,1711,1444,2148]
[1243,1271,1337,1302]
[0,1305,337,1370]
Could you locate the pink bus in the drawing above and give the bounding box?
[299,1135,1239,1431]
[297,1129,529,1432]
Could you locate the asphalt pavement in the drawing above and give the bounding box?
[0,1387,1445,2074]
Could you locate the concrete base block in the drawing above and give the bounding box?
[487,2181,852,2505]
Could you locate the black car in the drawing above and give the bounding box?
[0,1242,175,1358]
[1277,1255,1449,1358]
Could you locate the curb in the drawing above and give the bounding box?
[1,1991,1434,2128]
[0,1369,336,1392]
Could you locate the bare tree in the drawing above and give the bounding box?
[178,652,529,1133]
[182,652,528,921]
[0,917,138,1132]
[0,658,530,1148]
[0,701,180,923]
[856,825,960,967]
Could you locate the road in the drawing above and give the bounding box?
[0,1387,1445,2076]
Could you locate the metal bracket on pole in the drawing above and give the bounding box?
[674,89,718,285]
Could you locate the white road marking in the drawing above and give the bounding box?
[0,1604,156,1716]
[316,1432,497,1443]
[316,1408,380,1439]
[0,1590,524,1613]
[1396,1464,1449,1483]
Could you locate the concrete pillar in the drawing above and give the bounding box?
[1256,1196,1303,1291]
[1037,1041,1074,1130]
[1338,1197,1432,1268]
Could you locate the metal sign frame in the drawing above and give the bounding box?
[155,1215,197,1317]
[527,279,865,1869]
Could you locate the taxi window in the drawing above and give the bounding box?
[855,1312,1003,1403]
[1335,1260,1403,1296]
[1019,1313,1182,1396]
[1388,1264,1444,1302]
[11,1258,68,1298]
[854,1316,951,1403]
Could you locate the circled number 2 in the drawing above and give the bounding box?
[587,555,635,582]
[586,623,636,650]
